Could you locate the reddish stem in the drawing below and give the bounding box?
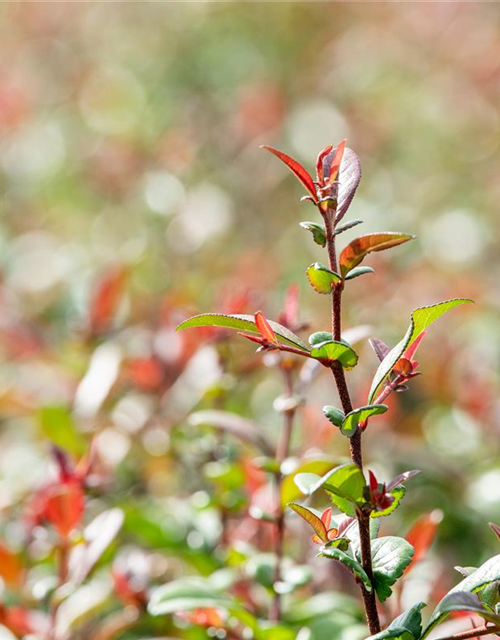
[434,625,500,640]
[322,205,381,635]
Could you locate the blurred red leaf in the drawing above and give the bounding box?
[405,509,443,573]
[89,265,129,334]
[126,357,164,391]
[44,480,85,538]
[0,541,24,587]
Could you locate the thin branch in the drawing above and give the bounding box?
[322,204,381,636]
[433,624,500,640]
[270,365,297,623]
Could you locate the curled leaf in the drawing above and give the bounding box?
[306,262,341,294]
[341,404,388,437]
[344,266,375,281]
[299,221,326,247]
[339,232,414,277]
[310,340,358,369]
[323,405,345,428]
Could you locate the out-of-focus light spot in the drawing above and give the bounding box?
[154,328,183,363]
[74,343,121,418]
[142,426,170,456]
[467,469,500,513]
[423,209,485,265]
[144,171,185,216]
[168,183,232,254]
[1,120,65,181]
[79,66,145,135]
[163,346,222,419]
[6,232,66,293]
[423,406,481,457]
[112,394,153,433]
[186,530,204,549]
[287,100,348,162]
[95,427,130,466]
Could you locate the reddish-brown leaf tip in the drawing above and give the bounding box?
[261,145,317,200]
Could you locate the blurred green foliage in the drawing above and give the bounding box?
[0,3,498,639]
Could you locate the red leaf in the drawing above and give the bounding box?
[89,265,129,334]
[316,144,333,183]
[321,507,332,529]
[327,139,347,184]
[261,146,317,200]
[393,358,413,377]
[255,311,278,344]
[339,232,414,276]
[288,503,328,542]
[45,481,85,538]
[369,470,378,494]
[404,330,426,362]
[0,541,24,587]
[278,284,300,329]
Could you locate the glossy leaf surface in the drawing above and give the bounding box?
[310,340,358,369]
[261,145,317,200]
[306,262,341,294]
[299,221,326,247]
[319,546,372,592]
[339,232,414,276]
[423,554,500,637]
[177,313,309,351]
[341,404,388,437]
[368,299,473,402]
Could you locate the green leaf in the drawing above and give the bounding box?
[306,262,341,294]
[423,554,500,637]
[288,503,328,541]
[368,299,473,403]
[39,406,86,456]
[300,221,326,247]
[310,340,358,369]
[281,459,337,507]
[176,313,309,352]
[309,331,333,346]
[368,537,414,602]
[293,472,323,495]
[371,486,406,518]
[323,463,367,516]
[339,232,414,277]
[148,577,241,616]
[479,581,500,609]
[323,406,345,428]
[318,546,372,593]
[344,266,375,281]
[424,592,500,638]
[333,219,363,236]
[367,602,426,640]
[340,404,388,437]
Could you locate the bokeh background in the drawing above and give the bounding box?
[0,2,499,639]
